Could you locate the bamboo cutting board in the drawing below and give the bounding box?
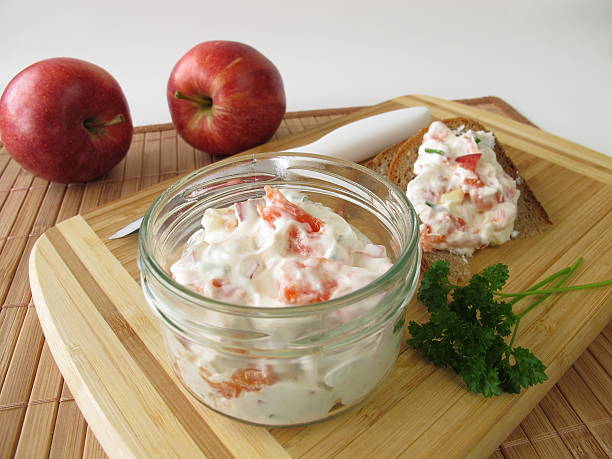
[29,96,612,458]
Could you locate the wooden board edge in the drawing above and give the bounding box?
[29,226,141,458]
[454,96,538,127]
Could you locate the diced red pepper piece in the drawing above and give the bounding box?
[464,177,486,188]
[456,153,482,172]
[420,225,447,252]
[460,154,485,187]
[282,279,338,305]
[232,368,276,390]
[472,194,496,211]
[276,256,342,306]
[288,225,312,256]
[200,366,277,399]
[211,278,226,288]
[259,206,282,228]
[450,215,467,231]
[259,186,323,233]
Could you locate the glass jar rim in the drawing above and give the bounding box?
[138,152,420,317]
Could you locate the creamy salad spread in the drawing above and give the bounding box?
[169,329,399,425]
[407,121,520,256]
[168,186,397,425]
[171,186,392,306]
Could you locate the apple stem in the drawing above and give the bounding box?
[175,90,213,107]
[84,114,126,129]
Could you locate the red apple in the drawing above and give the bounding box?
[167,41,286,155]
[0,58,133,183]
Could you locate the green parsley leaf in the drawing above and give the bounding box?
[500,347,548,394]
[409,257,611,396]
[416,260,453,312]
[460,357,501,397]
[408,260,541,397]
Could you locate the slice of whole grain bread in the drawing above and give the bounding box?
[360,139,406,176]
[370,117,552,284]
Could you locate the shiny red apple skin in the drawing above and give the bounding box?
[0,58,133,183]
[167,41,286,155]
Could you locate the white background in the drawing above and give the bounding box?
[1,0,610,155]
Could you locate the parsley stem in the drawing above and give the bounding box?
[497,278,611,298]
[509,266,572,305]
[509,258,582,347]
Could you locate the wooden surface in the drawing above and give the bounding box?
[30,220,288,458]
[0,96,609,457]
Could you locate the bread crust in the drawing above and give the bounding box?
[360,139,406,176]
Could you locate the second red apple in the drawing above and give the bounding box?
[167,41,286,156]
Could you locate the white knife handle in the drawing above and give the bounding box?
[289,106,431,163]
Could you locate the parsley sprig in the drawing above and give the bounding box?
[408,258,611,397]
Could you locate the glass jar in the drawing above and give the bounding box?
[138,153,420,427]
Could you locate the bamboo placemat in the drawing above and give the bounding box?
[0,97,610,458]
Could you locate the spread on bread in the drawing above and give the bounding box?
[406,121,520,256]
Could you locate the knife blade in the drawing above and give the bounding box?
[109,217,143,240]
[108,106,431,240]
